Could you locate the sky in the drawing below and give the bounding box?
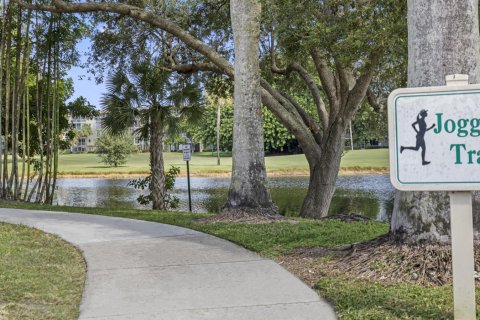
[66,37,105,109]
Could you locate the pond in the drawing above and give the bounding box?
[54,175,395,221]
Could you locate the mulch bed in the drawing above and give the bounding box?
[196,208,292,224]
[277,235,480,287]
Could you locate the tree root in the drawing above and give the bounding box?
[278,236,480,287]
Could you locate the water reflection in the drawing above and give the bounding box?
[54,175,394,221]
[55,179,139,209]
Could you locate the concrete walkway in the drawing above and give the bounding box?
[0,208,336,320]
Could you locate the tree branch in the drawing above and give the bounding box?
[280,91,323,145]
[260,81,322,160]
[270,32,286,74]
[163,63,225,74]
[344,72,373,120]
[14,0,235,77]
[335,61,354,106]
[311,48,337,107]
[343,54,381,120]
[366,87,384,113]
[286,62,328,131]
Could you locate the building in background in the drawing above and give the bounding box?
[69,115,102,152]
[67,115,198,153]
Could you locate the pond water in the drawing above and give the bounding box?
[54,175,395,221]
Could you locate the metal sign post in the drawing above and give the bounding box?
[183,144,192,212]
[388,74,476,320]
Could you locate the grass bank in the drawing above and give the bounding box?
[0,222,85,320]
[0,202,387,256]
[55,149,388,177]
[0,201,467,319]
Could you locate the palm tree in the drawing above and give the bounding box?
[101,59,202,210]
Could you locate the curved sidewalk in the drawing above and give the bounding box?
[0,208,336,320]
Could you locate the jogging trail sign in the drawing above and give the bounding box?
[388,84,480,191]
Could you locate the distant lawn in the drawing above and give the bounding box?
[57,151,233,176]
[341,149,389,169]
[0,222,85,320]
[56,148,388,176]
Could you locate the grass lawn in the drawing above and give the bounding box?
[0,222,85,320]
[0,201,469,319]
[56,148,388,176]
[341,148,389,169]
[315,277,467,320]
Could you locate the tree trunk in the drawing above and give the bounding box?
[225,0,276,215]
[301,122,346,218]
[3,6,11,198]
[9,7,23,198]
[150,112,166,210]
[0,0,7,196]
[50,17,60,204]
[391,0,480,242]
[23,84,30,200]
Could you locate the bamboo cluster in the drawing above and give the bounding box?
[0,0,61,203]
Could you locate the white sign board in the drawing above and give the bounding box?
[388,84,480,191]
[183,144,191,161]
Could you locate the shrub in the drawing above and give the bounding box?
[95,132,136,167]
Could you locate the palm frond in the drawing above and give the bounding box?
[101,93,137,135]
[181,104,204,126]
[134,125,150,141]
[101,58,205,140]
[164,112,182,137]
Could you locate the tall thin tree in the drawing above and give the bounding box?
[0,0,7,195]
